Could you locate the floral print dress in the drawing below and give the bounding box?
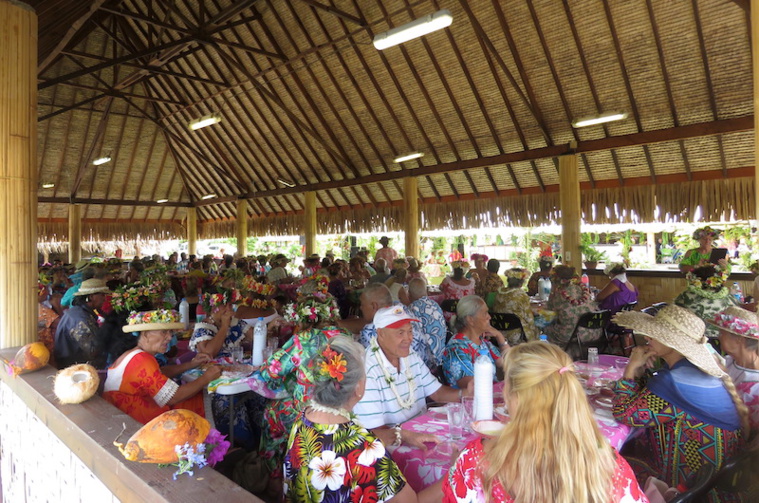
[492,287,539,342]
[544,282,597,350]
[674,287,736,338]
[442,437,648,502]
[258,326,352,477]
[439,277,476,322]
[284,415,406,502]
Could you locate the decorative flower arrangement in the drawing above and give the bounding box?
[451,259,470,270]
[295,274,330,299]
[693,226,720,240]
[505,268,529,281]
[283,295,340,325]
[241,275,276,296]
[111,284,157,313]
[712,313,759,340]
[126,309,181,326]
[318,347,347,382]
[470,253,489,262]
[238,298,273,309]
[161,429,230,480]
[686,266,729,291]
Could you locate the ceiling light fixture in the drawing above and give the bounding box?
[92,156,112,166]
[201,194,217,200]
[394,152,424,163]
[41,183,55,189]
[373,9,453,50]
[277,178,296,188]
[188,114,221,131]
[572,112,627,128]
[156,199,169,204]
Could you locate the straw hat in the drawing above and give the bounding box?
[707,306,759,341]
[122,309,184,333]
[74,279,111,296]
[612,305,724,377]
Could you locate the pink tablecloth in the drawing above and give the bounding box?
[394,361,632,492]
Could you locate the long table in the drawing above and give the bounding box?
[392,359,631,492]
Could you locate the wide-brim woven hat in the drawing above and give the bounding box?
[706,305,759,341]
[74,279,111,296]
[122,309,184,333]
[613,305,724,377]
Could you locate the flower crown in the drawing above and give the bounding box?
[712,312,759,340]
[296,274,330,300]
[505,268,529,281]
[451,259,470,269]
[111,284,157,313]
[317,346,347,386]
[693,226,720,240]
[201,288,242,313]
[241,276,276,296]
[603,262,625,276]
[470,253,488,262]
[284,295,340,325]
[126,309,181,326]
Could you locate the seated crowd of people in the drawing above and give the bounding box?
[33,234,758,502]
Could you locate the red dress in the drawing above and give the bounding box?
[103,349,204,424]
[442,437,648,503]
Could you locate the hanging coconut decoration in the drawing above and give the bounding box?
[53,364,100,404]
[6,342,50,376]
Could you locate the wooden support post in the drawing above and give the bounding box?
[558,155,582,271]
[236,199,248,257]
[304,192,317,257]
[753,0,759,223]
[187,207,197,256]
[0,0,37,348]
[404,177,420,259]
[68,204,81,264]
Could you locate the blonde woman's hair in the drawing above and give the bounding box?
[483,342,616,503]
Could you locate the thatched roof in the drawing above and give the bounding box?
[31,0,754,241]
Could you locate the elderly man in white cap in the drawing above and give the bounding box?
[353,305,472,450]
[54,278,111,369]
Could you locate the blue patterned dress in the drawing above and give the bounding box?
[408,296,447,367]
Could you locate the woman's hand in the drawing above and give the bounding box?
[190,352,211,368]
[624,345,656,380]
[401,430,440,451]
[214,305,234,327]
[200,364,222,383]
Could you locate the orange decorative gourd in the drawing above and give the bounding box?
[9,342,50,376]
[114,409,211,463]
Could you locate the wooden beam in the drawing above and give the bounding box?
[294,0,366,25]
[38,0,111,75]
[39,196,193,207]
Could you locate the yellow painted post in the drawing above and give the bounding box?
[753,0,759,222]
[68,204,81,264]
[304,192,317,257]
[558,154,582,271]
[0,0,37,348]
[236,199,248,257]
[187,207,197,256]
[404,177,420,259]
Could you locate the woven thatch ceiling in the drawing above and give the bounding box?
[32,0,754,237]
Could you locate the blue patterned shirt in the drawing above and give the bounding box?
[408,296,447,367]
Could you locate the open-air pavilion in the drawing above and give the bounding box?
[1,0,757,500]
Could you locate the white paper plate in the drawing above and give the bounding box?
[471,420,505,436]
[493,406,509,421]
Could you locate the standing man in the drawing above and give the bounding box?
[374,236,398,265]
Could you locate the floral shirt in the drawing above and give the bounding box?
[53,304,101,368]
[442,437,648,503]
[408,296,447,367]
[492,287,539,342]
[544,282,597,348]
[674,287,736,338]
[442,333,500,389]
[284,415,406,503]
[475,272,504,299]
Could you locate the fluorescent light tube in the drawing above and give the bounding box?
[277,179,296,188]
[156,199,169,203]
[394,152,424,163]
[93,156,111,166]
[42,183,55,189]
[373,9,453,50]
[572,112,627,128]
[188,114,221,130]
[201,194,217,200]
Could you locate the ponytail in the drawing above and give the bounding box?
[722,374,750,436]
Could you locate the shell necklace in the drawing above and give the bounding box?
[370,337,417,410]
[308,401,352,422]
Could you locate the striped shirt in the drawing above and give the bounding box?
[353,340,442,429]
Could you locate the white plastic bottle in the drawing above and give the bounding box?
[539,334,549,342]
[179,298,190,330]
[473,346,494,421]
[251,317,267,366]
[537,277,546,299]
[541,276,552,301]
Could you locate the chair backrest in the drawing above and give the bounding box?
[641,302,667,316]
[577,310,610,329]
[489,312,523,332]
[440,299,459,313]
[620,301,638,311]
[668,448,759,503]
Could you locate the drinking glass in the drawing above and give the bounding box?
[232,347,244,364]
[446,402,465,441]
[461,396,475,425]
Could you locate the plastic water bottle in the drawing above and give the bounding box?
[541,277,552,301]
[251,317,267,366]
[581,273,590,287]
[179,298,190,330]
[195,303,206,323]
[537,277,546,299]
[473,346,494,421]
[539,334,548,342]
[731,283,743,303]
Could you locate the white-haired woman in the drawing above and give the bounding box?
[443,295,507,389]
[284,336,430,502]
[596,263,638,315]
[443,341,647,503]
